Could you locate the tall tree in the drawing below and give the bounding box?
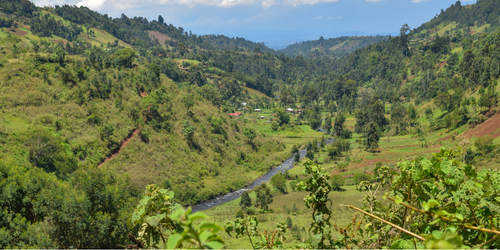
[323,116,332,133]
[334,113,348,139]
[254,183,273,211]
[240,191,252,209]
[365,122,380,152]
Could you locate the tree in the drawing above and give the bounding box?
[305,149,314,161]
[407,104,417,127]
[294,152,300,163]
[26,131,57,168]
[240,191,252,209]
[331,175,345,191]
[158,15,164,24]
[369,99,387,129]
[286,217,293,228]
[365,122,380,152]
[30,39,40,53]
[182,94,194,115]
[114,48,136,68]
[324,116,332,133]
[274,108,290,126]
[399,23,411,57]
[291,145,299,154]
[254,183,273,211]
[182,120,196,141]
[334,113,349,138]
[236,209,244,219]
[353,173,372,185]
[270,174,287,194]
[271,121,279,131]
[474,136,495,154]
[327,145,340,159]
[355,108,368,133]
[243,127,256,143]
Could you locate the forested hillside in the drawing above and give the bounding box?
[2,0,500,248]
[278,35,388,58]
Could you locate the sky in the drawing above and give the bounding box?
[32,0,475,47]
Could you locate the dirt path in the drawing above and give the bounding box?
[461,111,500,139]
[98,129,139,168]
[99,91,146,168]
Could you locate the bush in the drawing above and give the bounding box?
[331,175,345,191]
[245,207,256,215]
[236,209,244,219]
[270,174,287,194]
[353,173,372,185]
[240,191,252,209]
[475,136,495,154]
[286,216,293,228]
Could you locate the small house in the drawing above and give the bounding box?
[255,109,261,112]
[286,108,294,113]
[228,112,242,117]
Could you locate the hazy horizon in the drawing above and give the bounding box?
[33,0,474,46]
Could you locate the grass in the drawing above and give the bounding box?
[82,28,131,47]
[241,86,269,98]
[436,22,457,36]
[204,183,366,248]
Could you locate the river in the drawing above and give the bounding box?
[191,127,332,212]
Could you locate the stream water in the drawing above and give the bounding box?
[191,127,332,212]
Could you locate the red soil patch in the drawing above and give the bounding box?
[141,92,148,97]
[401,74,416,87]
[437,134,452,142]
[147,30,173,45]
[51,40,68,45]
[98,129,139,168]
[13,28,27,36]
[461,111,500,139]
[438,60,447,69]
[434,60,447,71]
[386,144,418,149]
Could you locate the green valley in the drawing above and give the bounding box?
[2,0,500,248]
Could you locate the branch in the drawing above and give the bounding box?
[386,197,500,235]
[474,235,498,249]
[341,204,425,241]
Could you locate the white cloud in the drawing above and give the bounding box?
[327,15,342,19]
[366,0,382,2]
[312,16,324,19]
[36,0,342,10]
[411,0,431,3]
[76,0,106,9]
[283,0,338,7]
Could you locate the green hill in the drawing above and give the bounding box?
[278,35,388,58]
[3,0,500,248]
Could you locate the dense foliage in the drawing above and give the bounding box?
[278,35,388,59]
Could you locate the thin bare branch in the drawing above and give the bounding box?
[341,204,426,241]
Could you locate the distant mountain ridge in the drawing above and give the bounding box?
[277,35,389,58]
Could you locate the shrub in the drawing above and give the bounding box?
[286,216,293,228]
[353,173,372,185]
[236,209,244,219]
[270,174,287,194]
[240,191,252,209]
[475,135,495,154]
[331,175,345,191]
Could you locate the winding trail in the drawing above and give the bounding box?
[98,129,139,168]
[192,127,332,212]
[99,92,147,168]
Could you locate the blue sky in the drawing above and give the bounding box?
[33,0,474,45]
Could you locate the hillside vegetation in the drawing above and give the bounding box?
[278,35,388,59]
[2,0,500,248]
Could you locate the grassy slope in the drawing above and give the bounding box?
[0,29,288,204]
